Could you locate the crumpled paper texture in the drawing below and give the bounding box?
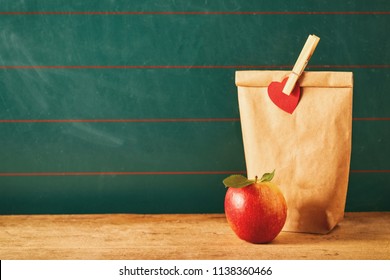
[236,71,353,233]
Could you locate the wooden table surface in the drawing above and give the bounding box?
[0,212,389,260]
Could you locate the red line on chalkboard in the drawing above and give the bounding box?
[307,65,390,69]
[351,170,390,173]
[0,65,286,69]
[353,118,390,121]
[0,11,389,15]
[0,118,240,123]
[1,65,390,69]
[0,118,388,123]
[0,170,388,177]
[0,171,246,177]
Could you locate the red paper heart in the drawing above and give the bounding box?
[267,78,301,114]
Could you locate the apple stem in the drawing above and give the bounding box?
[255,176,258,183]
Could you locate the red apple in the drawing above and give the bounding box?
[223,171,287,244]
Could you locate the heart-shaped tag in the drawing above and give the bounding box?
[267,77,301,114]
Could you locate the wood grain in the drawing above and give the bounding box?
[0,212,389,260]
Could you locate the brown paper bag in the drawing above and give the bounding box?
[235,70,353,233]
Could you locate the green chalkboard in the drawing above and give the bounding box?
[0,0,389,214]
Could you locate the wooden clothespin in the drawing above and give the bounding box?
[282,35,320,95]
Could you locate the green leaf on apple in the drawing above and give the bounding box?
[260,169,275,182]
[222,175,255,188]
[223,170,275,188]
